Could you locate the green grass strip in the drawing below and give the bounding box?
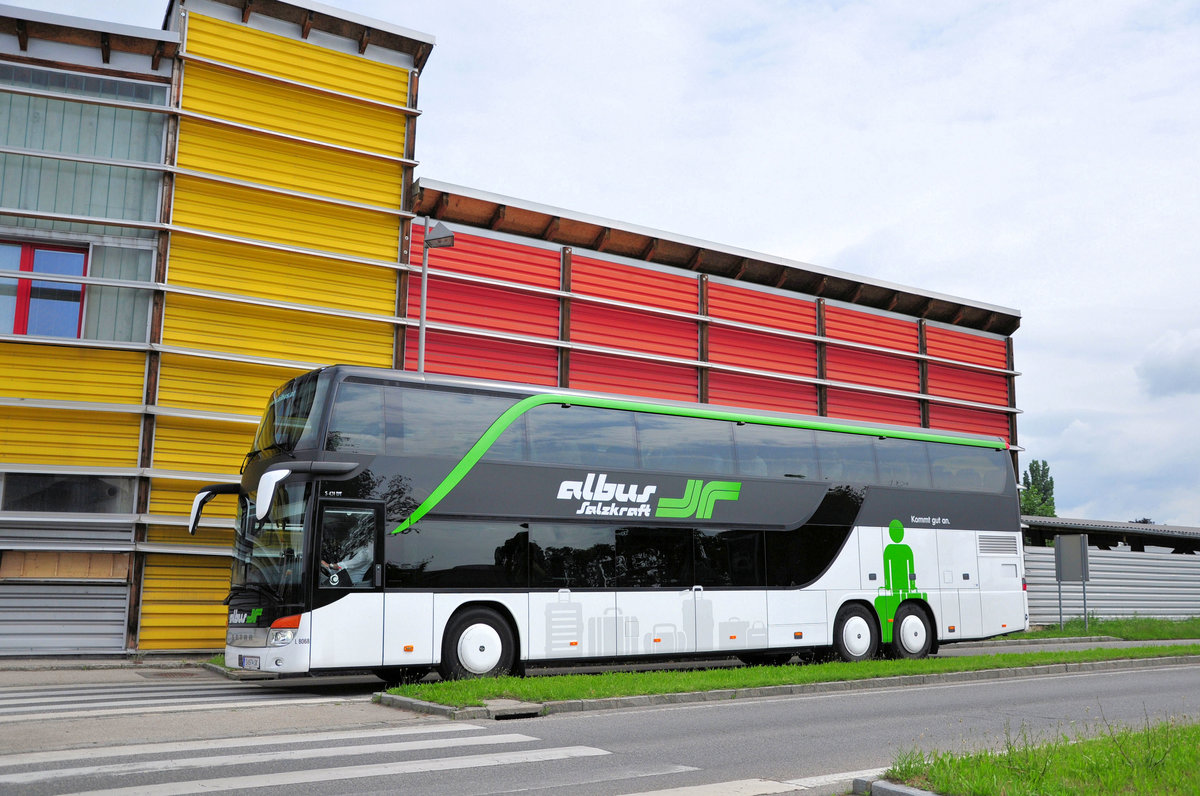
[386,644,1200,708]
[887,717,1200,796]
[1014,615,1200,641]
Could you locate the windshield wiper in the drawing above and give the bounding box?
[241,443,291,472]
[224,582,282,605]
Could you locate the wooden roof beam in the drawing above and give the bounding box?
[686,249,707,271]
[543,216,562,240]
[488,204,507,230]
[241,0,254,24]
[16,19,27,51]
[151,40,165,71]
[732,257,750,280]
[640,237,659,261]
[592,227,612,252]
[301,11,315,39]
[359,28,372,54]
[100,33,111,64]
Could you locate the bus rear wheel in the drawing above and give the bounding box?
[889,603,932,659]
[440,608,517,680]
[833,604,878,662]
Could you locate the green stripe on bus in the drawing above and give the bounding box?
[390,393,1006,534]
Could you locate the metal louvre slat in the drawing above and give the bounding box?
[0,582,128,654]
[928,404,1011,443]
[403,330,559,386]
[826,388,922,427]
[415,226,562,290]
[570,303,696,359]
[706,372,818,415]
[825,348,920,392]
[927,362,1010,405]
[926,325,1009,369]
[1,342,146,404]
[571,254,698,313]
[568,352,697,401]
[707,326,818,377]
[0,518,134,547]
[707,281,817,334]
[408,277,560,339]
[825,305,919,351]
[1024,546,1200,623]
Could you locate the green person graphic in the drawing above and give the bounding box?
[874,519,927,643]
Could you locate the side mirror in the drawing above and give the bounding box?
[255,468,294,521]
[189,483,240,534]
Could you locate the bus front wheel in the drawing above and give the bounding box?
[833,604,878,662]
[889,603,932,659]
[440,608,517,680]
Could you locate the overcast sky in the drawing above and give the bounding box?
[11,1,1200,525]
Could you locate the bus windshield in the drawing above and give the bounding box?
[249,370,330,462]
[230,482,310,607]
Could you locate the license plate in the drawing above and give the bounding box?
[239,655,260,670]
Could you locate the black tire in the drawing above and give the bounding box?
[372,667,430,687]
[737,652,795,667]
[889,603,933,659]
[439,607,517,680]
[833,603,879,662]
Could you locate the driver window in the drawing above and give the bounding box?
[318,507,376,589]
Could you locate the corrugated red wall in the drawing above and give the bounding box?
[406,223,1015,443]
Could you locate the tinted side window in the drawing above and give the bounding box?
[529,524,617,588]
[326,382,383,453]
[733,424,819,479]
[384,387,519,459]
[816,432,878,484]
[387,521,527,588]
[695,529,765,587]
[527,405,638,469]
[635,414,735,475]
[874,438,932,488]
[928,444,1009,493]
[764,525,852,587]
[615,526,693,587]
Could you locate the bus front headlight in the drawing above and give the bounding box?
[266,627,295,646]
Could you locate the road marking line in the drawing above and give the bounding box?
[618,778,801,795]
[0,722,481,768]
[0,695,372,723]
[0,732,542,784]
[0,690,277,709]
[70,746,611,795]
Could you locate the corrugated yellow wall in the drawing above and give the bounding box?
[176,118,404,208]
[153,416,254,475]
[157,353,303,417]
[148,477,236,519]
[1,342,145,403]
[180,61,407,158]
[0,408,141,467]
[160,294,394,365]
[146,518,233,549]
[166,233,397,315]
[171,176,400,259]
[138,553,230,650]
[184,13,411,106]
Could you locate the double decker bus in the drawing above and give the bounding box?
[191,365,1027,682]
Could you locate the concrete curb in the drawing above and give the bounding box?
[375,654,1200,720]
[854,776,934,796]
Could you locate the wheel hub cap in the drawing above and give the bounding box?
[457,623,503,674]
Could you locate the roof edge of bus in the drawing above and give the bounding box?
[316,364,1009,449]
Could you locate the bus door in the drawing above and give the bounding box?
[936,529,982,639]
[309,500,385,669]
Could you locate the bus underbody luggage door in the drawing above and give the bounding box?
[309,501,385,669]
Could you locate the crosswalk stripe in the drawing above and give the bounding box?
[0,732,541,785]
[0,690,288,710]
[71,746,612,796]
[0,723,481,768]
[0,683,238,698]
[0,694,371,724]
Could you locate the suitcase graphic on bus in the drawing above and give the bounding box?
[643,623,685,653]
[544,592,583,656]
[587,606,622,656]
[718,617,750,649]
[747,620,769,648]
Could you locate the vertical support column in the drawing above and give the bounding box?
[1006,336,1019,475]
[698,274,709,404]
[917,319,930,429]
[395,68,420,371]
[558,246,572,389]
[815,298,828,417]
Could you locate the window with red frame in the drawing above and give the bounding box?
[0,241,88,338]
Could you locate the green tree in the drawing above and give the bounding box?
[1020,459,1056,516]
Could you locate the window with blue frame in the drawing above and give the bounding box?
[0,241,88,338]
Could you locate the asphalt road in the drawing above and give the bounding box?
[1,642,1198,795]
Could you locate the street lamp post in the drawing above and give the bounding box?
[417,218,455,372]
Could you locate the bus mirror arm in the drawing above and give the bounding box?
[254,461,358,521]
[189,483,240,535]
